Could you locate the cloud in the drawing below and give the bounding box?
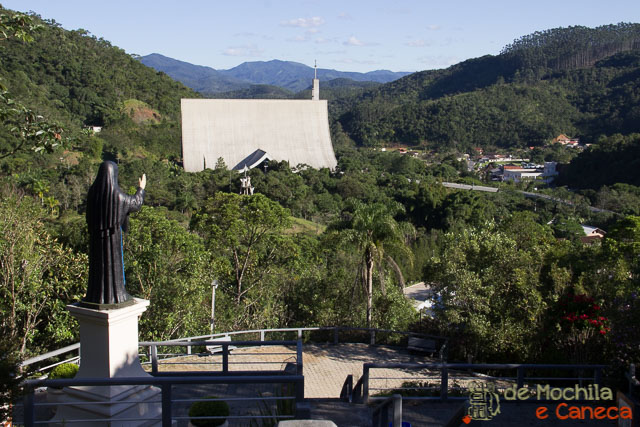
[344,36,364,46]
[406,39,429,47]
[418,55,459,69]
[427,24,442,31]
[234,32,259,37]
[280,16,325,28]
[306,28,320,34]
[335,58,380,65]
[287,35,309,42]
[338,12,353,20]
[233,32,273,41]
[316,49,347,55]
[343,36,378,47]
[222,44,264,57]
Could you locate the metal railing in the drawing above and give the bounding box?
[140,339,303,375]
[340,374,353,402]
[627,364,640,397]
[372,394,402,427]
[20,374,304,426]
[359,362,607,403]
[22,326,448,377]
[20,343,81,378]
[341,373,365,404]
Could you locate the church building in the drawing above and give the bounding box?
[180,66,337,172]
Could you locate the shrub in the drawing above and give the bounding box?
[48,363,79,380]
[188,396,230,427]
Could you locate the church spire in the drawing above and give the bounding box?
[312,60,320,101]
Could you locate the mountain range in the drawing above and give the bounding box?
[139,54,410,94]
[3,2,640,186]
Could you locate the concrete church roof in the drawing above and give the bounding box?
[181,99,338,172]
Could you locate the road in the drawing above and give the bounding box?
[441,182,618,215]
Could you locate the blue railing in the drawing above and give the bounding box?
[21,374,304,426]
[21,326,448,376]
[357,362,607,403]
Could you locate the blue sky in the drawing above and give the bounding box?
[4,0,640,73]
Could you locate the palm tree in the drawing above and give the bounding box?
[340,201,414,329]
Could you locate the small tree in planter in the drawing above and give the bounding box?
[47,363,79,406]
[189,396,230,427]
[49,363,79,382]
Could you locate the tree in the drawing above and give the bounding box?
[332,201,413,329]
[124,206,213,340]
[428,222,547,362]
[0,10,65,159]
[190,193,295,329]
[602,215,640,291]
[0,191,86,355]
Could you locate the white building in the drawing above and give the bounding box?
[180,67,336,172]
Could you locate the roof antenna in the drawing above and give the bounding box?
[314,60,317,79]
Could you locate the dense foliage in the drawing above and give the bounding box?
[558,133,640,188]
[0,8,639,403]
[0,6,198,166]
[335,24,640,151]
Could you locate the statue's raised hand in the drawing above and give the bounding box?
[139,173,146,190]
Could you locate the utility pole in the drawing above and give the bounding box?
[211,279,219,335]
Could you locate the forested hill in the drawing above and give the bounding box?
[0,7,198,159]
[337,23,640,150]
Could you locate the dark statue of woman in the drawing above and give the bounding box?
[82,161,146,308]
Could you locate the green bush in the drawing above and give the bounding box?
[188,396,230,427]
[48,363,78,380]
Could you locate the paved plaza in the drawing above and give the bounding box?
[155,342,440,398]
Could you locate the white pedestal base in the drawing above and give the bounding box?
[50,298,161,426]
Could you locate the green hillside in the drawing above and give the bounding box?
[3,7,640,385]
[337,24,640,150]
[0,7,198,161]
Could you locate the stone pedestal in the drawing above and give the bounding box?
[50,298,161,426]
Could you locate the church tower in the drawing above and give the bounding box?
[312,60,320,101]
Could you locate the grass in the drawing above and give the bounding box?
[286,217,326,236]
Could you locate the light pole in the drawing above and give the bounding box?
[211,279,219,335]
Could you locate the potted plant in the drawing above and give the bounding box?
[188,395,230,427]
[46,363,79,403]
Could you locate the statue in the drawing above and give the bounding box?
[82,161,146,308]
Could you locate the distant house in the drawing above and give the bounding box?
[543,162,558,182]
[552,134,580,146]
[503,168,543,182]
[580,225,606,244]
[84,125,102,133]
[501,161,557,183]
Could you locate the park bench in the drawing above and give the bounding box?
[206,335,236,354]
[407,336,438,356]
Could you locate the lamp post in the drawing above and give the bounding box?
[211,279,219,335]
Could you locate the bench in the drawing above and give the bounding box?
[206,335,236,354]
[407,336,438,356]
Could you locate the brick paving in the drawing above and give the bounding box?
[154,342,440,398]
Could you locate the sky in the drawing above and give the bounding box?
[3,0,640,73]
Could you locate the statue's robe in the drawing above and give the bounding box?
[84,161,145,306]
